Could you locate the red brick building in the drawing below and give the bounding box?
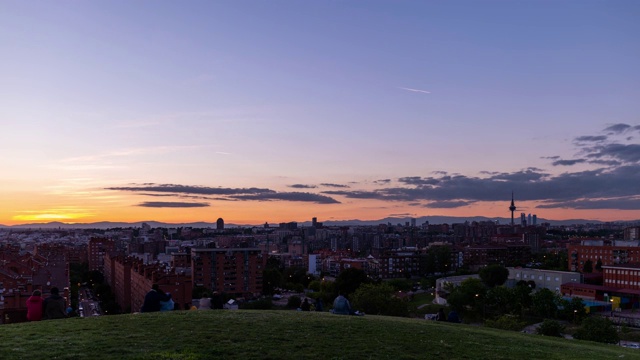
[0,245,70,324]
[462,244,531,270]
[567,240,640,272]
[602,264,640,290]
[104,254,192,313]
[88,237,115,272]
[191,248,265,297]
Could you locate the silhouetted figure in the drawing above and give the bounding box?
[198,293,211,310]
[43,287,67,320]
[300,298,310,311]
[437,308,447,321]
[26,290,44,321]
[315,298,324,312]
[160,293,174,312]
[447,310,460,323]
[211,291,224,309]
[141,284,170,313]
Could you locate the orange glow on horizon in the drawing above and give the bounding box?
[2,198,639,226]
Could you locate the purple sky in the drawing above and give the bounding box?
[0,1,639,224]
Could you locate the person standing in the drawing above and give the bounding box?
[141,284,170,313]
[26,290,44,321]
[42,287,67,320]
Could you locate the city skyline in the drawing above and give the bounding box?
[1,1,639,226]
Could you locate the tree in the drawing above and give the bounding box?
[511,283,533,316]
[351,283,409,317]
[560,297,587,323]
[484,315,526,331]
[446,278,487,315]
[485,286,513,317]
[335,268,369,297]
[536,319,565,337]
[583,259,593,273]
[573,317,619,344]
[531,288,560,319]
[479,265,509,288]
[262,268,283,295]
[386,279,412,292]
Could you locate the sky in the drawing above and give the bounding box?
[0,1,639,226]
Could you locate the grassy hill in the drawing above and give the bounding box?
[0,310,637,359]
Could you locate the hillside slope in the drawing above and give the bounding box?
[0,310,635,359]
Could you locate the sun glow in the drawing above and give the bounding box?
[12,210,96,222]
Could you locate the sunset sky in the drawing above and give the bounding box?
[1,1,639,226]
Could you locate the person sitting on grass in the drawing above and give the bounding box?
[141,284,171,313]
[331,294,352,315]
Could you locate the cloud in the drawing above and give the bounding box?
[137,202,210,208]
[425,200,474,208]
[398,177,440,186]
[107,184,274,196]
[288,184,317,189]
[537,197,640,210]
[398,86,431,94]
[320,183,350,188]
[603,123,632,134]
[322,164,640,210]
[230,192,340,204]
[584,143,640,164]
[374,179,391,185]
[552,159,587,166]
[575,135,607,142]
[109,183,340,204]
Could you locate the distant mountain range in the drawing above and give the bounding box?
[1,216,638,230]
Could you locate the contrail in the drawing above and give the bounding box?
[398,86,431,94]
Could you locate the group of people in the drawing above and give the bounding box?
[26,287,68,321]
[140,284,229,313]
[436,308,460,323]
[196,291,225,310]
[141,284,174,312]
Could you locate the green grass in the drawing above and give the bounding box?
[0,310,637,359]
[407,292,443,318]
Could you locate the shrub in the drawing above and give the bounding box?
[536,319,565,337]
[240,298,273,310]
[484,315,526,332]
[573,317,619,344]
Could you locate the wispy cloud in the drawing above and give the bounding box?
[108,183,341,204]
[320,183,350,188]
[288,184,317,189]
[138,202,210,208]
[398,87,431,94]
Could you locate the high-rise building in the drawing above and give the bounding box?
[520,213,526,227]
[312,217,317,227]
[191,248,265,296]
[532,215,537,226]
[88,237,115,272]
[527,214,532,227]
[216,218,224,230]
